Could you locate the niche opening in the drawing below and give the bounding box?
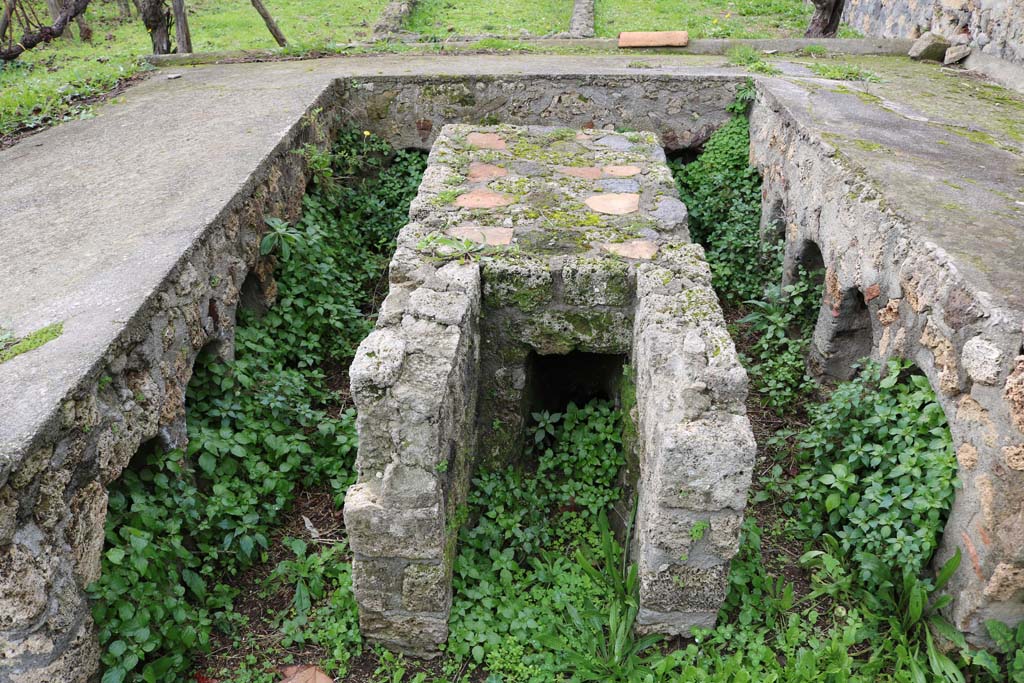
[525,351,625,415]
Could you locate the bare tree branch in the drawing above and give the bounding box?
[251,0,286,47]
[0,0,92,60]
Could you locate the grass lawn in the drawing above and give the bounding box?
[404,0,573,38]
[595,0,813,38]
[0,0,387,139]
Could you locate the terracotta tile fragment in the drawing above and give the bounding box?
[467,132,506,150]
[585,193,640,215]
[281,665,331,683]
[558,166,602,179]
[603,165,642,177]
[618,30,690,47]
[467,162,508,182]
[454,189,514,209]
[446,226,514,246]
[600,239,659,260]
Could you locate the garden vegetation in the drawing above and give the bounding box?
[91,91,1022,681]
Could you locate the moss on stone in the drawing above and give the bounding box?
[489,176,533,196]
[432,188,462,206]
[831,84,883,105]
[0,322,63,364]
[421,83,476,107]
[943,124,1000,148]
[482,257,553,313]
[849,139,887,153]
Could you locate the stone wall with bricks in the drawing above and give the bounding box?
[345,123,755,651]
[750,87,1024,643]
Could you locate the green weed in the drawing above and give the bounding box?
[809,62,881,82]
[0,321,63,364]
[89,130,426,683]
[727,45,782,75]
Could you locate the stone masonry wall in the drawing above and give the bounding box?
[338,75,741,152]
[344,231,482,655]
[750,87,1024,642]
[0,95,341,681]
[345,123,755,652]
[0,71,742,681]
[632,245,755,635]
[844,0,1024,64]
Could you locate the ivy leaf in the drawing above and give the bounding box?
[101,667,126,683]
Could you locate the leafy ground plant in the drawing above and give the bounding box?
[777,359,959,582]
[447,400,630,681]
[726,44,782,75]
[738,266,820,414]
[89,130,425,683]
[808,61,881,82]
[671,88,778,306]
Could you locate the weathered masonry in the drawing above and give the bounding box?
[844,0,1024,65]
[1,56,1023,680]
[344,124,754,653]
[0,68,743,681]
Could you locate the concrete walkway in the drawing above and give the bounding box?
[1,51,1022,476]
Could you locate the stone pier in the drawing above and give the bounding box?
[344,124,755,652]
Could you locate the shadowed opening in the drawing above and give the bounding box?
[525,351,625,415]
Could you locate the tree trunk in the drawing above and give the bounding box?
[171,0,190,52]
[805,0,845,38]
[75,11,91,40]
[250,0,286,47]
[45,0,70,39]
[137,0,170,53]
[0,0,15,41]
[1,0,92,59]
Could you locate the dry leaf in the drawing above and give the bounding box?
[281,665,332,683]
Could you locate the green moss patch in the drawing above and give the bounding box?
[0,322,63,364]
